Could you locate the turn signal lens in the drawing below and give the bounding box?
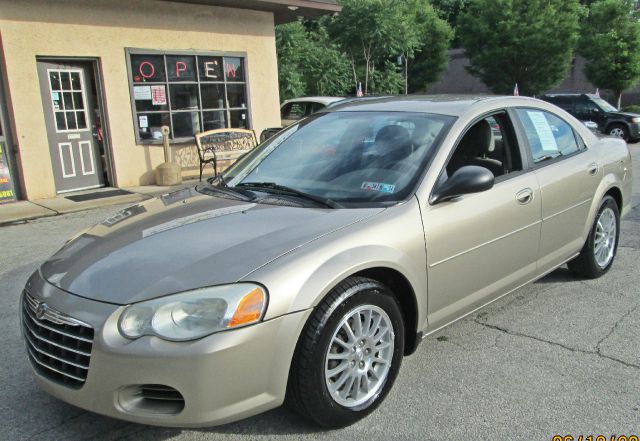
[228,287,266,328]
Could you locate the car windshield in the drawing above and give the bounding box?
[593,98,617,112]
[218,111,454,207]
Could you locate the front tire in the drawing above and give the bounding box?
[568,195,620,278]
[286,277,404,428]
[608,123,629,141]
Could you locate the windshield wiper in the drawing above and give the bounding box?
[197,180,254,201]
[237,182,342,209]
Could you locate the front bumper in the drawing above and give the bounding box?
[627,122,640,139]
[22,272,312,428]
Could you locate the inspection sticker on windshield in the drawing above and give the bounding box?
[361,182,395,193]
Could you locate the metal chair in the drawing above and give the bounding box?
[194,128,258,180]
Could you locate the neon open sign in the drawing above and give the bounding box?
[131,55,243,82]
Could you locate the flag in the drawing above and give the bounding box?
[356,82,363,97]
[513,83,519,96]
[595,88,600,97]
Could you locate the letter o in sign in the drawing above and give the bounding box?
[139,61,155,79]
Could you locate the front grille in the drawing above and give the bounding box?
[21,291,94,389]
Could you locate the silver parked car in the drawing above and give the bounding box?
[21,96,632,429]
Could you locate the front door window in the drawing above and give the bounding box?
[48,70,89,132]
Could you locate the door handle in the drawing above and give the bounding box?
[588,163,599,175]
[516,188,533,205]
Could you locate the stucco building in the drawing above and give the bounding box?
[0,0,340,202]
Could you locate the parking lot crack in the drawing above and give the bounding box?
[27,411,89,439]
[473,319,640,370]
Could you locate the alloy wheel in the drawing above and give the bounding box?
[594,207,617,268]
[324,305,394,408]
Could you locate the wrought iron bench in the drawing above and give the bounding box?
[194,128,258,180]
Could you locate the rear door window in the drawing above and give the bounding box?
[281,102,307,120]
[515,109,580,164]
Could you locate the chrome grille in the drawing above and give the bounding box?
[21,291,94,389]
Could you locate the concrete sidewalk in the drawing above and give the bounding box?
[0,179,199,226]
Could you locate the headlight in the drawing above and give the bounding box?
[631,117,640,123]
[118,284,267,341]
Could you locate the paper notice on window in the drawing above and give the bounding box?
[133,85,151,100]
[139,115,148,128]
[151,85,167,105]
[526,110,558,151]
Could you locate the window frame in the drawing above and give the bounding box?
[125,48,252,145]
[511,107,586,171]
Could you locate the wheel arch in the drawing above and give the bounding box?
[350,267,421,355]
[604,121,629,135]
[582,179,624,243]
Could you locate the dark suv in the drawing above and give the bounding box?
[541,93,640,142]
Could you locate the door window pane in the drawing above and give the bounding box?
[203,110,227,130]
[198,56,223,81]
[131,55,166,83]
[60,72,71,90]
[223,57,244,82]
[169,84,199,110]
[166,55,197,82]
[76,111,87,129]
[55,112,66,131]
[66,112,77,130]
[516,109,579,163]
[172,112,201,138]
[227,84,246,108]
[49,72,61,91]
[201,84,225,109]
[138,113,171,140]
[70,72,82,90]
[62,92,73,111]
[72,92,84,109]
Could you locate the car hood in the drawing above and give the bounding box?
[606,111,639,119]
[40,187,384,305]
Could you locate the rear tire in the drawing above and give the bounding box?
[568,195,620,278]
[286,277,404,428]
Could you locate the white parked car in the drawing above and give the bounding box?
[280,96,344,127]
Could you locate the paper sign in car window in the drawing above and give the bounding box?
[526,111,558,152]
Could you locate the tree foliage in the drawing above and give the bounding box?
[275,21,352,101]
[275,0,452,98]
[408,0,454,92]
[579,0,640,108]
[457,0,584,95]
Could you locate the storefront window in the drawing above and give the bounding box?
[127,50,250,143]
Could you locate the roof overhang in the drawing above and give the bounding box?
[157,0,341,24]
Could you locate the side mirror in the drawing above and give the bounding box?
[430,165,495,204]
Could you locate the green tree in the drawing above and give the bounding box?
[579,0,640,108]
[430,0,466,47]
[275,21,352,101]
[407,0,454,92]
[457,0,584,95]
[328,0,451,94]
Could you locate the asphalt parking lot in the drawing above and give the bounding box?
[1,145,638,441]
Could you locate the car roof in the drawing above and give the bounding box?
[321,94,536,117]
[282,96,345,106]
[542,93,599,99]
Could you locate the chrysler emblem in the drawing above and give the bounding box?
[36,302,49,320]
